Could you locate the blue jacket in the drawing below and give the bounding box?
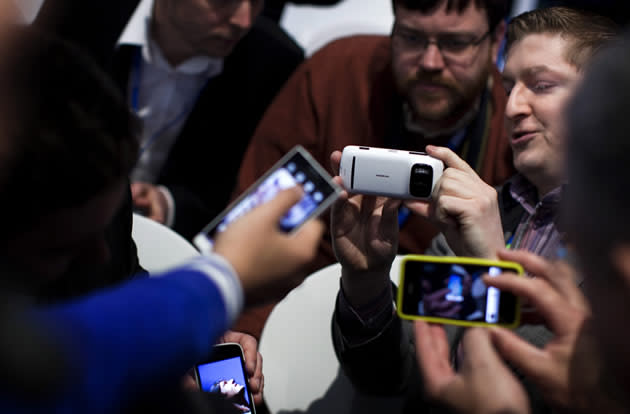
[0,255,243,413]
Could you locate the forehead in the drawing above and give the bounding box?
[503,33,577,78]
[395,1,489,33]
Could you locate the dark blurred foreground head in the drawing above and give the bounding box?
[0,22,139,399]
[564,28,630,404]
[0,25,139,291]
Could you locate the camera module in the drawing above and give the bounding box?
[409,164,433,198]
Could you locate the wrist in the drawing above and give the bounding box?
[341,267,392,308]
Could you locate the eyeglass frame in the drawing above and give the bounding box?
[391,23,492,64]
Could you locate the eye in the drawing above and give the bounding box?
[439,37,471,52]
[531,81,555,93]
[502,81,514,96]
[399,31,422,44]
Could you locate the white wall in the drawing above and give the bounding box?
[15,0,44,23]
[280,0,394,56]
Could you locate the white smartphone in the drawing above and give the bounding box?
[193,145,342,253]
[338,145,444,199]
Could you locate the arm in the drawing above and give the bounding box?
[329,150,417,394]
[7,258,240,414]
[1,187,323,413]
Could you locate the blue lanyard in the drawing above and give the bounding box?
[505,234,514,249]
[130,48,207,156]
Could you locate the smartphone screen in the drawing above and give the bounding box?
[193,145,342,253]
[194,343,256,414]
[397,256,522,327]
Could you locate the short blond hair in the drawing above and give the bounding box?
[506,7,619,70]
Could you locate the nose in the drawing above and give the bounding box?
[230,0,254,31]
[419,43,445,71]
[505,83,531,121]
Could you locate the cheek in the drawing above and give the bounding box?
[391,53,413,83]
[448,52,491,87]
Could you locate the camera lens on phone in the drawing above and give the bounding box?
[409,164,433,197]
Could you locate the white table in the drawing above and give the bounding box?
[259,256,405,414]
[131,213,200,274]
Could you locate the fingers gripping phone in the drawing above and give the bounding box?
[193,145,342,253]
[396,255,523,328]
[194,343,256,414]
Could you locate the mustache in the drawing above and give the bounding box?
[403,72,458,90]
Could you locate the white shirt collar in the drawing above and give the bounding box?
[117,0,223,77]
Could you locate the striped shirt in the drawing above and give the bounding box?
[508,174,565,260]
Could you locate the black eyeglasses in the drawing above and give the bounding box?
[393,24,491,63]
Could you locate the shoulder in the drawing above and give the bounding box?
[307,34,391,72]
[229,16,304,65]
[293,34,394,99]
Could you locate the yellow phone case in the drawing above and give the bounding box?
[396,254,524,328]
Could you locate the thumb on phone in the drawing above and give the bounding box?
[262,186,304,219]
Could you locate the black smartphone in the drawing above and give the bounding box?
[194,343,256,414]
[396,255,523,328]
[193,145,342,253]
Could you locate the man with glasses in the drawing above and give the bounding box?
[232,0,512,339]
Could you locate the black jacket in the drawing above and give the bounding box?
[36,0,305,240]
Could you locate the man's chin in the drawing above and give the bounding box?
[409,100,455,123]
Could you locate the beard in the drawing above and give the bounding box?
[401,64,491,125]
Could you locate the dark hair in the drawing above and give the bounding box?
[0,26,139,238]
[564,29,630,274]
[391,0,509,32]
[505,7,619,71]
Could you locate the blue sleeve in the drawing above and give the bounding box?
[0,261,235,413]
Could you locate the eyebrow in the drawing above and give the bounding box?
[394,23,480,37]
[502,65,560,82]
[522,65,554,77]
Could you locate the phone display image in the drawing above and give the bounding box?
[397,255,522,328]
[194,145,342,253]
[194,344,256,413]
[445,272,464,302]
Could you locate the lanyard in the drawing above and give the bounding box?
[130,48,207,156]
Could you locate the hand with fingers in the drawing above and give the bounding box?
[131,182,169,224]
[213,186,325,307]
[483,249,623,413]
[329,150,402,307]
[404,145,505,259]
[414,321,530,414]
[422,288,462,318]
